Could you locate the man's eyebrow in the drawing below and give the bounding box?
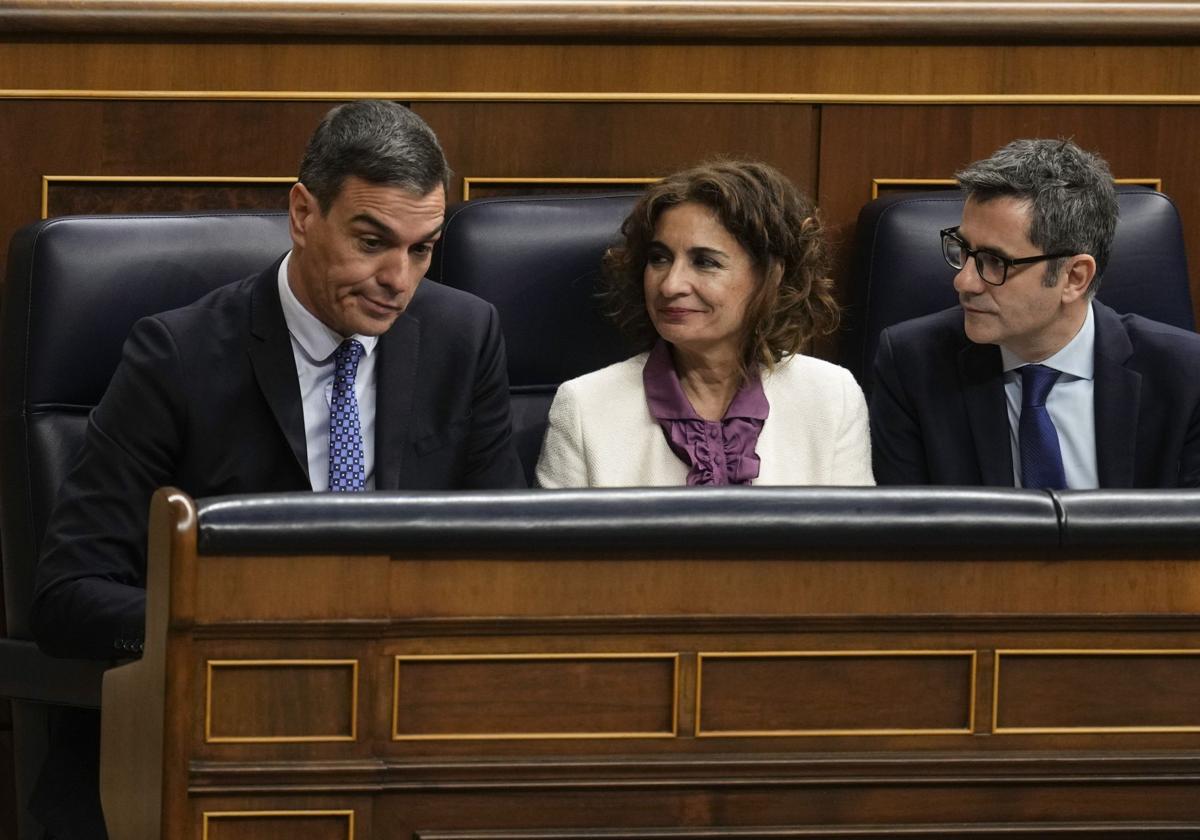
[958,230,1012,260]
[348,213,446,243]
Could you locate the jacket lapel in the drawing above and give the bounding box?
[958,341,1013,486]
[1092,302,1139,487]
[247,264,310,484]
[374,311,420,490]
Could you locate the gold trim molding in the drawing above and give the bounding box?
[392,652,680,741]
[9,91,1200,106]
[202,810,354,840]
[870,176,1164,200]
[205,658,359,744]
[41,174,295,219]
[462,176,659,201]
[695,650,977,738]
[993,649,1200,735]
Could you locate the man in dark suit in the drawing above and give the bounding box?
[871,138,1200,488]
[28,100,525,839]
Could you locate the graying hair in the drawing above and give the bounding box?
[298,100,450,211]
[955,138,1118,295]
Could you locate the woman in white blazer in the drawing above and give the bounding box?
[536,160,873,488]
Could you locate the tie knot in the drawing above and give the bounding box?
[1020,364,1060,408]
[334,339,364,374]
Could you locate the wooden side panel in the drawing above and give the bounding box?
[206,660,358,743]
[697,652,974,735]
[995,651,1200,733]
[203,810,354,840]
[392,654,678,739]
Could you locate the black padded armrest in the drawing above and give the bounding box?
[196,487,1060,555]
[1055,489,1200,546]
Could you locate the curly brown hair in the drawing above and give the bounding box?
[599,159,839,384]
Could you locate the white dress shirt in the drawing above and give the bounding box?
[1001,301,1098,489]
[277,253,379,490]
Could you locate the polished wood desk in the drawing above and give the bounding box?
[100,487,1200,839]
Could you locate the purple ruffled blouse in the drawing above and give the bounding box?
[642,341,769,486]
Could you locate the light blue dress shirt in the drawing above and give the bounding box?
[277,254,379,491]
[1000,302,1098,490]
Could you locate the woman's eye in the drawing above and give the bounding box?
[647,253,670,266]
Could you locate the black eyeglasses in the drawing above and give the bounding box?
[940,226,1075,287]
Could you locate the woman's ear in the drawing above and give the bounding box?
[766,258,784,289]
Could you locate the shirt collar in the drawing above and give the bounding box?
[277,252,379,364]
[643,340,768,421]
[1000,300,1095,381]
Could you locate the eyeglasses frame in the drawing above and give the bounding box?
[939,226,1077,287]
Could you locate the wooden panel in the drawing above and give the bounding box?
[195,555,392,622]
[415,102,819,204]
[44,177,292,217]
[203,810,353,840]
[206,660,358,743]
[461,178,655,201]
[697,651,974,736]
[819,104,1200,326]
[415,826,1200,840]
[392,654,678,739]
[7,0,1200,41]
[0,99,335,275]
[995,651,1200,733]
[7,43,1200,98]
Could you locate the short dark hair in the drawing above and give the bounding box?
[955,138,1118,293]
[600,159,839,384]
[298,100,450,211]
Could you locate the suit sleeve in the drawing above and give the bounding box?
[534,382,588,488]
[30,316,185,659]
[869,327,931,486]
[831,370,875,486]
[462,303,527,489]
[1179,393,1200,487]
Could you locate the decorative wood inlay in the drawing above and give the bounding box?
[696,651,976,737]
[994,650,1200,734]
[461,176,657,201]
[40,174,294,218]
[392,653,679,740]
[869,177,1163,200]
[202,810,354,840]
[205,659,358,744]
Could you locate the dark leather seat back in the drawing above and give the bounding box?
[0,212,290,840]
[430,193,639,481]
[2,212,292,642]
[843,187,1195,392]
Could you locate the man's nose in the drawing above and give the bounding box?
[952,259,985,295]
[376,252,412,292]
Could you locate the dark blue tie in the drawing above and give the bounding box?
[328,339,366,492]
[1019,364,1066,490]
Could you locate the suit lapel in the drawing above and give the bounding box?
[374,312,420,490]
[957,342,1013,486]
[247,264,310,485]
[1092,302,1139,487]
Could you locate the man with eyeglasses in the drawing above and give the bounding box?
[870,138,1200,489]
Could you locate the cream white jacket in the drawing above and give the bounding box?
[535,352,875,488]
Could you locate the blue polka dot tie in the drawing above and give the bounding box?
[1019,364,1067,490]
[328,339,366,492]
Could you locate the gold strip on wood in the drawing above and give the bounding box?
[461,176,659,201]
[695,650,977,738]
[11,90,1200,106]
[993,649,1200,735]
[392,652,679,741]
[870,177,1163,201]
[205,658,359,744]
[40,174,295,219]
[202,810,354,840]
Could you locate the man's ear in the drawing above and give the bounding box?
[1059,254,1096,304]
[289,182,317,248]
